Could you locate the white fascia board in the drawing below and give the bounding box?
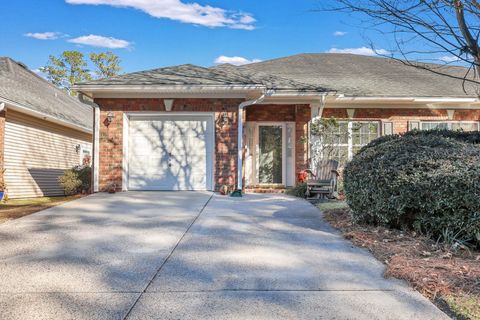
[332,96,478,103]
[73,84,266,93]
[258,91,332,104]
[0,96,92,134]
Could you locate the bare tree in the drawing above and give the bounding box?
[322,0,480,93]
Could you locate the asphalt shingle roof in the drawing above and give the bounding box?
[241,53,477,97]
[77,63,330,92]
[76,53,478,98]
[0,57,92,130]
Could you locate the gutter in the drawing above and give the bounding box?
[333,96,479,103]
[72,84,266,94]
[78,94,100,193]
[0,96,92,134]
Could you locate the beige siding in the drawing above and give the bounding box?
[4,111,92,199]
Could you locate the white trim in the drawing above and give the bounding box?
[126,111,215,118]
[93,106,100,192]
[124,112,215,191]
[347,121,353,160]
[0,96,92,134]
[346,109,356,119]
[321,120,381,162]
[78,143,92,165]
[237,94,267,190]
[420,120,480,131]
[73,84,266,93]
[122,113,129,191]
[333,96,478,103]
[447,110,455,120]
[89,92,252,99]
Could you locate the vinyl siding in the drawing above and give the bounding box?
[4,111,92,199]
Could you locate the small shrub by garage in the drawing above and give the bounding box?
[58,166,91,196]
[344,130,480,248]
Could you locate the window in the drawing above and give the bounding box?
[420,121,479,132]
[79,145,92,166]
[319,121,380,164]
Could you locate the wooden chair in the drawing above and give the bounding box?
[305,160,340,199]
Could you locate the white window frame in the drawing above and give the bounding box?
[79,144,92,165]
[246,122,296,187]
[322,120,380,162]
[420,121,480,131]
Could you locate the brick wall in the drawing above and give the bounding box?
[245,104,311,174]
[94,98,243,191]
[322,108,480,134]
[94,99,480,192]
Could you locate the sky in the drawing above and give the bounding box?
[0,0,448,74]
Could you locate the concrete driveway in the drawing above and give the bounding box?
[0,192,448,319]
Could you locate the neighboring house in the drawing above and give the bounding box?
[0,57,92,198]
[73,53,480,193]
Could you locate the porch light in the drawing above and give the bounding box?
[105,111,115,126]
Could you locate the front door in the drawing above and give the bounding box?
[258,125,284,184]
[245,122,295,187]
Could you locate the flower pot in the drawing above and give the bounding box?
[0,191,4,201]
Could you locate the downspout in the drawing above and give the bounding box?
[236,92,268,191]
[79,93,100,193]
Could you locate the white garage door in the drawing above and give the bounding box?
[128,115,214,191]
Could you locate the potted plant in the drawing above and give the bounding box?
[107,182,117,194]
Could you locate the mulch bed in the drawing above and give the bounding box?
[323,207,480,318]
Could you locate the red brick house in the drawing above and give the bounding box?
[73,53,480,193]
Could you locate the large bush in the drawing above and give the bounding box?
[58,165,91,195]
[344,130,480,247]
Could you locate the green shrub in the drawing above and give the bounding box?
[58,166,91,195]
[286,183,307,198]
[344,130,480,248]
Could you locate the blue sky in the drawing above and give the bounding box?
[1,0,396,74]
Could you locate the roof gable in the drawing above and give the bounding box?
[0,57,92,130]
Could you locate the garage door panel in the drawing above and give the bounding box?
[128,115,213,191]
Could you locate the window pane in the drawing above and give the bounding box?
[258,126,283,184]
[451,122,478,132]
[352,122,379,146]
[421,122,448,130]
[421,122,479,132]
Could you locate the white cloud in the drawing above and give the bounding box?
[327,46,390,56]
[24,32,62,40]
[438,55,461,63]
[68,34,131,48]
[32,68,48,79]
[214,55,261,66]
[333,31,347,37]
[65,0,256,30]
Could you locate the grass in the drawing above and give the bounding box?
[444,294,480,320]
[0,195,82,223]
[317,203,480,320]
[315,200,349,212]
